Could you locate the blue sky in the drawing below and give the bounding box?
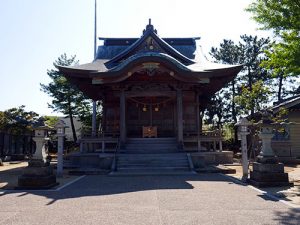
[0,0,270,116]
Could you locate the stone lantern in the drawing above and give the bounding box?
[18,118,58,189]
[256,111,277,162]
[249,110,292,187]
[31,125,51,165]
[235,117,252,181]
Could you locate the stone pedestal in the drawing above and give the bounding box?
[249,162,292,187]
[17,159,58,189]
[17,128,58,189]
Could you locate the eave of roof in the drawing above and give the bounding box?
[272,95,300,113]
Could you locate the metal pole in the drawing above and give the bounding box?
[94,0,97,59]
[92,0,98,137]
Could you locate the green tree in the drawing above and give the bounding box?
[261,40,298,101]
[43,116,59,128]
[238,35,271,92]
[235,80,270,115]
[210,40,241,124]
[210,35,270,120]
[41,54,92,143]
[246,0,300,84]
[0,106,39,134]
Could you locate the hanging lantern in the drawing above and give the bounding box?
[142,105,147,112]
[154,105,159,112]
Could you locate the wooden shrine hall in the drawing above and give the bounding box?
[57,21,242,171]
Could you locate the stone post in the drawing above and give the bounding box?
[55,120,67,177]
[235,118,252,181]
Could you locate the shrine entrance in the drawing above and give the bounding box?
[126,96,176,138]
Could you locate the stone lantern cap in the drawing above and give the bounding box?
[255,110,275,127]
[54,120,68,136]
[54,120,68,128]
[33,117,54,130]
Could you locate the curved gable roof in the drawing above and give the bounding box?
[105,22,195,68]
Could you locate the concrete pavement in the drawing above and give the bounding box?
[0,174,299,225]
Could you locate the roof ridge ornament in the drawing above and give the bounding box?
[143,18,157,35]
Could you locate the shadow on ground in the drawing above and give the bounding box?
[2,173,244,198]
[0,165,27,189]
[1,173,299,224]
[274,208,300,225]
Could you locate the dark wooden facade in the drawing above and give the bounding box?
[58,21,242,147]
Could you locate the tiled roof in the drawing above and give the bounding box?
[272,95,300,113]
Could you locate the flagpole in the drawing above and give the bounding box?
[92,0,97,137]
[94,0,97,59]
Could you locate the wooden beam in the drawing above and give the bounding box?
[120,90,126,144]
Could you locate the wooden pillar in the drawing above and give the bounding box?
[196,93,200,151]
[177,89,183,148]
[102,96,106,133]
[92,100,97,137]
[120,90,126,145]
[219,140,223,152]
[150,104,153,126]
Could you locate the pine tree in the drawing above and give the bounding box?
[41,54,92,143]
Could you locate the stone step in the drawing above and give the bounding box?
[123,138,178,154]
[125,145,178,149]
[118,163,188,166]
[117,165,190,170]
[118,159,188,162]
[121,150,178,153]
[117,157,188,161]
[122,151,179,154]
[124,148,178,151]
[117,160,188,165]
[114,138,190,175]
[109,170,196,176]
[126,141,177,144]
[115,152,191,175]
[117,167,190,171]
[127,138,176,142]
[117,153,188,158]
[118,160,188,164]
[118,158,188,161]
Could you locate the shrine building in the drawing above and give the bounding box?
[57,21,242,172]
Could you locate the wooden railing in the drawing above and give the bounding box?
[111,138,120,172]
[183,130,223,152]
[78,132,119,153]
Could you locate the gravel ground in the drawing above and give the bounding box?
[0,174,299,225]
[225,163,300,206]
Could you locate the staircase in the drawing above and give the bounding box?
[122,138,178,154]
[112,138,194,175]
